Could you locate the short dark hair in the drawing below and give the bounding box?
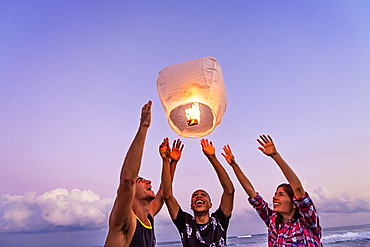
[192,189,211,203]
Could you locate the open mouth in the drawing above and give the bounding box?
[146,186,152,191]
[273,202,280,206]
[195,200,205,205]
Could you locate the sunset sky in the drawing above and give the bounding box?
[1,1,370,246]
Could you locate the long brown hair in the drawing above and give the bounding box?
[275,183,301,227]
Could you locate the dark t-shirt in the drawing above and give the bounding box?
[173,207,230,247]
[129,214,156,247]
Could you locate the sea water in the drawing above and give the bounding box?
[322,224,370,247]
[157,224,370,246]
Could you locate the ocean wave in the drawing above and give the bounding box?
[323,231,370,244]
[236,235,252,238]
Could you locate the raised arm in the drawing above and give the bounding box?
[222,144,257,198]
[257,134,305,198]
[161,138,183,220]
[108,101,152,231]
[169,139,183,182]
[201,139,235,217]
[149,138,183,216]
[148,142,166,217]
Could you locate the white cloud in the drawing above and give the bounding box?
[313,187,370,213]
[0,188,113,233]
[2,186,369,235]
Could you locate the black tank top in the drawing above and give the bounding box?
[129,214,155,247]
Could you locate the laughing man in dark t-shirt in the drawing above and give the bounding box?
[160,138,235,247]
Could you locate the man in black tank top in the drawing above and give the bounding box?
[129,214,155,247]
[104,101,179,247]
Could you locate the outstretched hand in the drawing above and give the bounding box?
[201,139,215,157]
[159,137,170,159]
[257,134,278,156]
[170,139,184,162]
[140,100,152,127]
[221,144,235,165]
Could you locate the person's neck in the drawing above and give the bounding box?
[132,199,151,223]
[281,211,295,224]
[194,211,210,224]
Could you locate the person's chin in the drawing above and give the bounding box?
[273,207,284,214]
[146,191,156,199]
[193,206,208,213]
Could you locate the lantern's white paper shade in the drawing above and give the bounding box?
[156,57,227,138]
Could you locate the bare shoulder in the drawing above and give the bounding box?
[105,211,137,247]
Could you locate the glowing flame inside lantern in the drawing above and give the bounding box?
[185,103,201,126]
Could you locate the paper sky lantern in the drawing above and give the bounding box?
[156,57,227,138]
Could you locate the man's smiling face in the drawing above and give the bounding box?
[190,189,212,213]
[135,176,156,200]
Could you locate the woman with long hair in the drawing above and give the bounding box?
[221,134,322,246]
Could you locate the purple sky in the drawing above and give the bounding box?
[1,1,370,246]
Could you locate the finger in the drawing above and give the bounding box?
[209,140,213,146]
[180,144,184,151]
[257,139,264,146]
[176,139,181,148]
[258,147,264,152]
[258,135,264,143]
[143,100,151,110]
[260,135,268,143]
[204,139,210,146]
[163,138,168,148]
[267,135,274,143]
[200,139,205,147]
[204,139,209,147]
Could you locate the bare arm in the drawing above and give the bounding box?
[149,138,182,216]
[108,101,152,231]
[201,139,235,217]
[222,145,257,198]
[257,134,305,198]
[149,185,164,217]
[169,140,182,182]
[161,138,183,220]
